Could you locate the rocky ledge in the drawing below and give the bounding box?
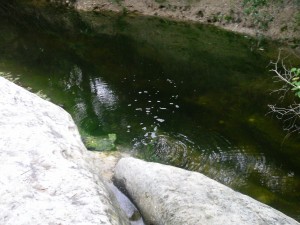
[114,157,300,225]
[0,77,129,225]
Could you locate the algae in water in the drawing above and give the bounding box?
[84,134,117,151]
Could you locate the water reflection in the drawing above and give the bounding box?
[65,65,83,90]
[73,101,88,127]
[90,77,118,110]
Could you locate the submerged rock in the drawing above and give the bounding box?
[0,77,129,225]
[114,157,300,225]
[84,133,117,151]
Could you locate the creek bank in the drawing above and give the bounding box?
[0,77,130,225]
[2,1,300,43]
[73,0,300,44]
[114,157,300,225]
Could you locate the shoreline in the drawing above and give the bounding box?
[73,0,300,46]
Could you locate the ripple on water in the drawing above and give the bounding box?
[132,131,300,197]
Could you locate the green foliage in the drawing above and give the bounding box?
[224,15,234,23]
[211,13,223,23]
[243,0,267,15]
[242,0,273,30]
[295,12,300,26]
[291,67,300,98]
[291,67,300,75]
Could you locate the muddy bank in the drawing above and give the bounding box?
[73,0,300,44]
[2,0,300,44]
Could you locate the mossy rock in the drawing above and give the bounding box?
[84,134,117,151]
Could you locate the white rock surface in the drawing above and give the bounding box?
[114,157,300,225]
[0,77,129,225]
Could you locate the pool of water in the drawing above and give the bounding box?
[1,3,300,221]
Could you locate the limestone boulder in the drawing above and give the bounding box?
[0,77,129,225]
[114,157,300,225]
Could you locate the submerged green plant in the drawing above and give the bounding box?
[84,133,117,151]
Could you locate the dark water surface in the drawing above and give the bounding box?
[1,5,300,220]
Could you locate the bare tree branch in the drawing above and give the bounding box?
[268,51,300,134]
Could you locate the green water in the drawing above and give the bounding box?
[1,4,300,220]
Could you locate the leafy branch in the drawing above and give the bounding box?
[268,52,300,134]
[291,67,300,98]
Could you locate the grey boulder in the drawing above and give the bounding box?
[0,77,129,225]
[114,157,300,225]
